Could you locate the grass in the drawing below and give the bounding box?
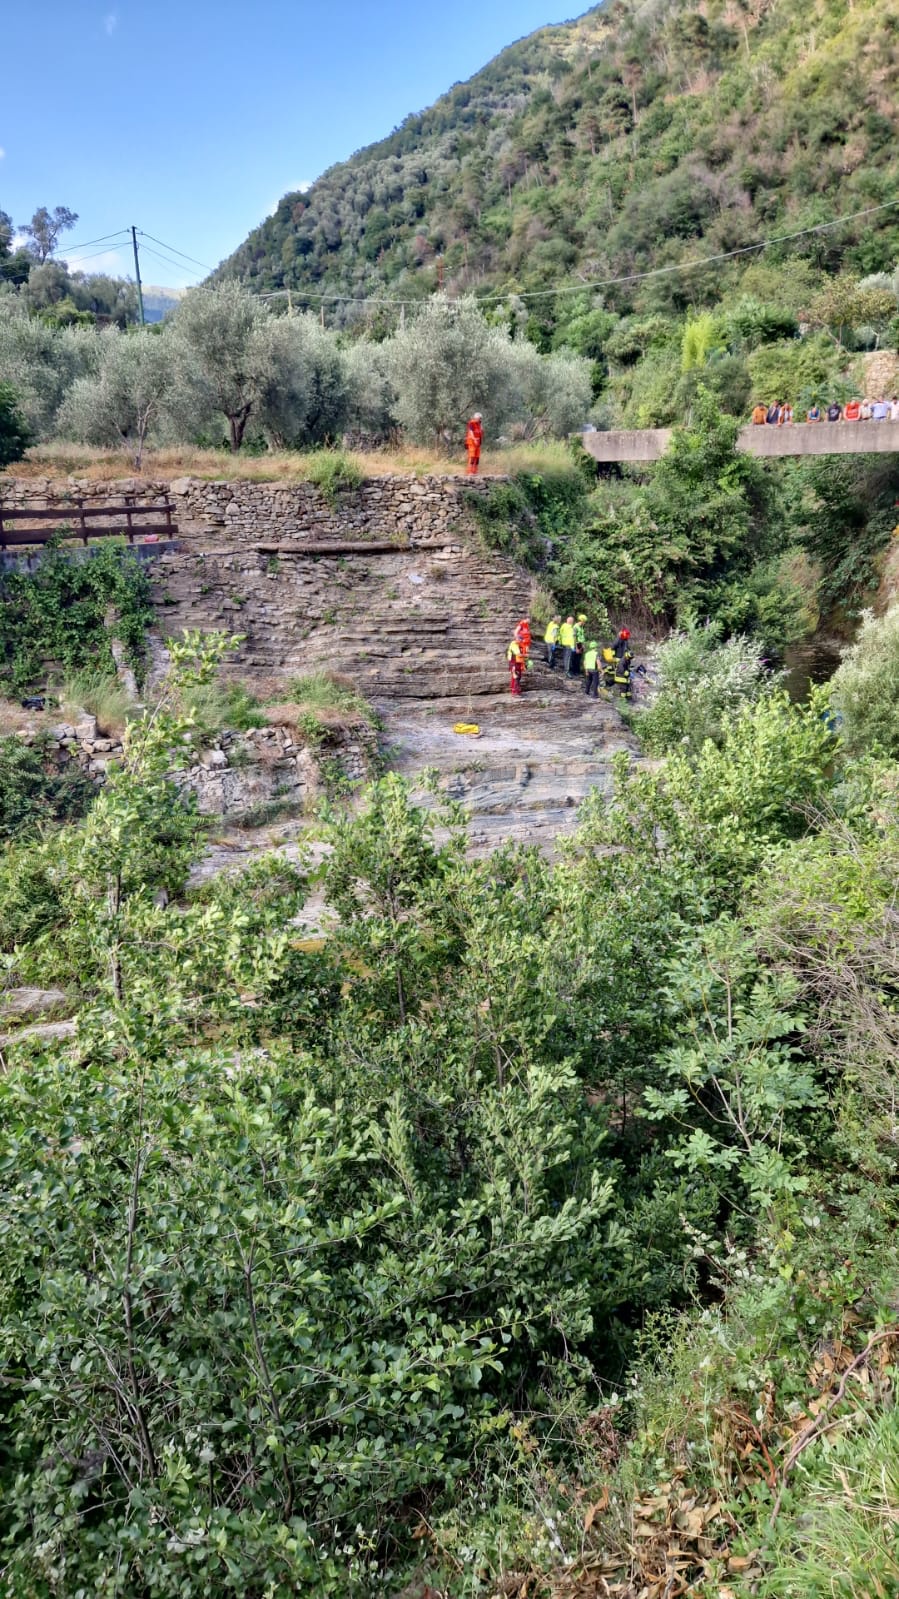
[180,679,268,740]
[8,439,575,485]
[61,670,134,736]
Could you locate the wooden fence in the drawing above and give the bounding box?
[0,497,177,550]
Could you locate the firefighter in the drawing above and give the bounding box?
[612,627,632,665]
[466,413,483,475]
[583,640,600,698]
[507,635,525,696]
[559,616,576,675]
[515,617,532,657]
[570,613,587,676]
[544,616,561,669]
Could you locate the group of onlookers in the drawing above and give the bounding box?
[751,397,899,425]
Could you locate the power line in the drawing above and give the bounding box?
[138,231,215,273]
[239,195,899,311]
[59,228,131,253]
[64,243,133,268]
[136,241,205,278]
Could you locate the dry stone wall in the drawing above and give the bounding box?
[13,717,376,820]
[1,474,536,700]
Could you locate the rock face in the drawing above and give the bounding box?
[2,472,641,849]
[0,474,534,698]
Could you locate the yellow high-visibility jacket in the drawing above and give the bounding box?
[559,622,575,648]
[544,621,560,645]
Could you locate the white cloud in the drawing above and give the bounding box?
[104,12,118,35]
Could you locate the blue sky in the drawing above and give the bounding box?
[1,0,584,288]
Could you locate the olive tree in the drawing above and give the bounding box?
[509,342,594,437]
[385,292,523,444]
[167,283,273,451]
[0,295,96,437]
[343,337,396,438]
[0,381,32,467]
[58,328,174,468]
[255,312,348,447]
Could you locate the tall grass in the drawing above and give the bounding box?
[266,671,379,734]
[14,439,576,485]
[62,670,134,735]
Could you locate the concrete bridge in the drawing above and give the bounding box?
[582,419,899,464]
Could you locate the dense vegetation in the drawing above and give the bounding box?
[467,394,899,638]
[1,617,898,1596]
[0,542,154,695]
[219,0,899,366]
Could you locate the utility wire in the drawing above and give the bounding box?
[64,242,133,268]
[138,231,215,273]
[137,241,205,278]
[241,195,899,309]
[59,227,131,253]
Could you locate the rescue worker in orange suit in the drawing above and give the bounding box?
[507,636,525,696]
[514,618,532,658]
[466,413,483,475]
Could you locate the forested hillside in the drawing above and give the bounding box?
[219,0,899,333]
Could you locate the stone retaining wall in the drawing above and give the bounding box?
[13,717,376,820]
[0,473,497,548]
[0,473,535,698]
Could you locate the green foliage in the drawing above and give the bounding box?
[829,605,899,756]
[680,311,725,372]
[635,624,777,755]
[0,732,95,842]
[0,380,32,466]
[468,467,590,578]
[302,447,363,503]
[746,332,844,410]
[0,612,897,1592]
[794,453,899,612]
[0,542,154,694]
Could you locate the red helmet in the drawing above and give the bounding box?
[619,628,631,640]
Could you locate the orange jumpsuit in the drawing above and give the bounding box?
[466,416,483,475]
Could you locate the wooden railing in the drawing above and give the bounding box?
[0,497,177,549]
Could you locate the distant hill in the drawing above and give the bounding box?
[216,0,899,334]
[141,284,185,324]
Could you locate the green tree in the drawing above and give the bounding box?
[58,327,174,467]
[23,203,78,263]
[829,605,899,757]
[0,379,31,466]
[168,283,274,452]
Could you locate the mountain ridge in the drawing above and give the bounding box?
[217,0,899,337]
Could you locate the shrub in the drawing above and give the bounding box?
[829,605,899,756]
[0,733,95,842]
[303,448,363,504]
[0,380,32,466]
[0,543,154,694]
[635,624,777,754]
